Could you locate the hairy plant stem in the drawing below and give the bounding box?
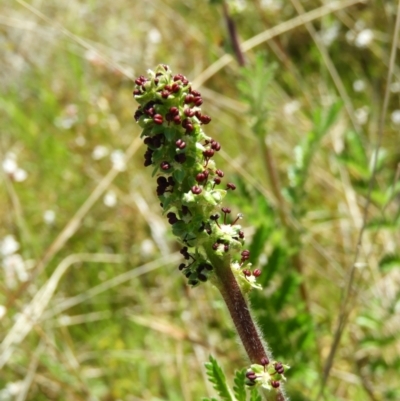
[207,250,287,401]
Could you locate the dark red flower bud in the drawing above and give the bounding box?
[226,182,236,190]
[214,177,221,185]
[253,269,262,277]
[175,139,186,149]
[271,381,280,389]
[161,90,170,99]
[171,83,180,93]
[212,243,219,250]
[239,230,245,239]
[173,115,182,124]
[160,161,171,170]
[216,169,224,177]
[174,153,187,164]
[196,173,206,182]
[200,115,211,124]
[191,186,202,195]
[185,123,194,133]
[191,90,201,97]
[243,269,251,277]
[153,114,163,124]
[184,94,194,104]
[184,108,195,117]
[194,97,203,106]
[224,244,229,252]
[261,357,269,366]
[211,141,221,151]
[169,106,179,116]
[203,149,215,158]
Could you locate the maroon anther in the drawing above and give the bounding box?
[221,207,231,214]
[260,357,270,366]
[175,139,186,149]
[174,153,187,164]
[184,108,195,117]
[169,106,179,116]
[239,230,245,239]
[200,115,211,124]
[241,250,250,260]
[224,244,229,252]
[194,97,203,106]
[157,176,168,186]
[191,186,202,195]
[185,123,194,133]
[203,149,215,158]
[211,141,221,151]
[271,381,280,389]
[184,94,194,104]
[213,177,221,185]
[153,114,163,124]
[196,173,206,183]
[210,214,220,221]
[171,83,180,93]
[226,183,236,190]
[133,89,141,96]
[274,362,284,375]
[173,115,182,124]
[212,243,219,250]
[216,169,224,177]
[145,107,155,116]
[191,90,201,97]
[178,263,186,270]
[253,269,262,277]
[243,269,251,277]
[160,161,171,171]
[167,212,178,225]
[246,371,256,379]
[161,90,170,99]
[164,85,172,91]
[134,109,143,121]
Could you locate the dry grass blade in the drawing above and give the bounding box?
[6,136,142,310]
[0,253,123,369]
[193,0,366,87]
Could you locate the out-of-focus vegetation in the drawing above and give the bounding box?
[1,0,399,400]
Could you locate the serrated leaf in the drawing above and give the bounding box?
[379,253,400,272]
[233,369,246,401]
[249,387,262,401]
[205,356,234,401]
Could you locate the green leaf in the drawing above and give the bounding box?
[233,369,246,401]
[205,356,234,401]
[249,224,271,264]
[379,253,400,273]
[249,387,262,401]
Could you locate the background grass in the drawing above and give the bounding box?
[1,0,400,400]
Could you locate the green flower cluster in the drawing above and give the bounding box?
[246,357,290,391]
[133,64,261,291]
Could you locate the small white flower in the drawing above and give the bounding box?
[92,145,109,160]
[283,100,300,116]
[4,254,28,282]
[0,305,6,320]
[355,29,374,48]
[13,168,28,182]
[391,110,400,125]
[390,81,400,93]
[0,235,20,256]
[353,79,366,92]
[103,190,117,207]
[354,106,369,125]
[110,150,126,171]
[320,22,340,46]
[43,210,56,224]
[148,28,161,44]
[2,157,18,174]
